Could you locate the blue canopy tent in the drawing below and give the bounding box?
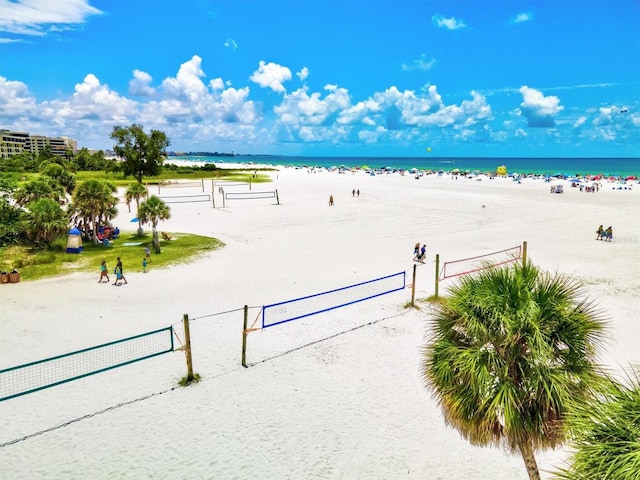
[66,227,83,253]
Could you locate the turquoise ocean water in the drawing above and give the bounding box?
[170,155,640,177]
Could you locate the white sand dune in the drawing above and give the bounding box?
[1,167,638,479]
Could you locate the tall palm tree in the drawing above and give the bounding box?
[137,195,170,250]
[422,262,607,480]
[71,179,118,243]
[125,182,149,234]
[554,368,640,480]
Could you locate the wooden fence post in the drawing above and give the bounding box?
[241,305,249,368]
[183,313,194,382]
[411,264,417,307]
[434,253,440,299]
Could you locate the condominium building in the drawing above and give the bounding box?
[0,130,77,159]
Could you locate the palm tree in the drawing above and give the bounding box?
[14,178,65,207]
[125,182,149,234]
[24,198,69,248]
[137,195,170,251]
[71,179,118,243]
[422,262,607,480]
[554,369,640,480]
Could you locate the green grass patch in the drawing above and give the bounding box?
[178,373,202,386]
[73,167,275,188]
[0,232,224,282]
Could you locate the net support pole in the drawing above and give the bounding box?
[183,314,194,382]
[201,178,204,192]
[410,264,417,307]
[522,241,528,267]
[241,305,248,368]
[434,253,440,299]
[276,189,280,205]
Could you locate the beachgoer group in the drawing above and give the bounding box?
[413,243,427,263]
[595,225,613,241]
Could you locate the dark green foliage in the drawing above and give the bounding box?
[554,369,640,480]
[111,124,171,183]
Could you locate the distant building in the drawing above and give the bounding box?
[0,130,77,159]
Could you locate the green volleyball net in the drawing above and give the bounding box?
[0,327,174,402]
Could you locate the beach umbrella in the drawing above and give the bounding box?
[568,178,581,183]
[626,175,636,180]
[130,217,138,222]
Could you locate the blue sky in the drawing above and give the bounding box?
[0,0,638,158]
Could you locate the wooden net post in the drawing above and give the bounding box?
[241,305,249,368]
[434,253,440,299]
[522,241,528,267]
[276,189,280,205]
[411,264,417,307]
[183,313,194,382]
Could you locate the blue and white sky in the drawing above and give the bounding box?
[1,0,638,158]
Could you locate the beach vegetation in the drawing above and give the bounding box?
[422,262,607,480]
[40,162,76,195]
[0,232,223,281]
[22,198,69,249]
[14,176,66,207]
[178,373,202,387]
[553,369,640,480]
[137,195,171,246]
[125,181,149,234]
[69,179,119,244]
[0,177,26,246]
[110,124,171,183]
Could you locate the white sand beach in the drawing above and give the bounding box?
[1,166,639,479]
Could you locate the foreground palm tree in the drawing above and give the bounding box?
[554,368,640,480]
[422,262,607,480]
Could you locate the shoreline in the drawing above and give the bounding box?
[167,155,640,178]
[1,166,638,479]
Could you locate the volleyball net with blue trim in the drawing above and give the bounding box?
[261,271,406,329]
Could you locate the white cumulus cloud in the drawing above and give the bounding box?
[250,61,292,93]
[129,70,156,97]
[519,86,563,127]
[432,15,467,30]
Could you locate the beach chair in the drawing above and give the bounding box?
[102,238,113,247]
[161,231,173,241]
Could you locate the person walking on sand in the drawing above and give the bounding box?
[605,226,613,241]
[113,257,128,285]
[413,242,420,261]
[352,188,356,197]
[596,224,604,240]
[142,257,148,273]
[144,245,152,263]
[98,259,110,283]
[419,244,427,263]
[329,195,334,206]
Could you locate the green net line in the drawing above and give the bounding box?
[0,327,174,402]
